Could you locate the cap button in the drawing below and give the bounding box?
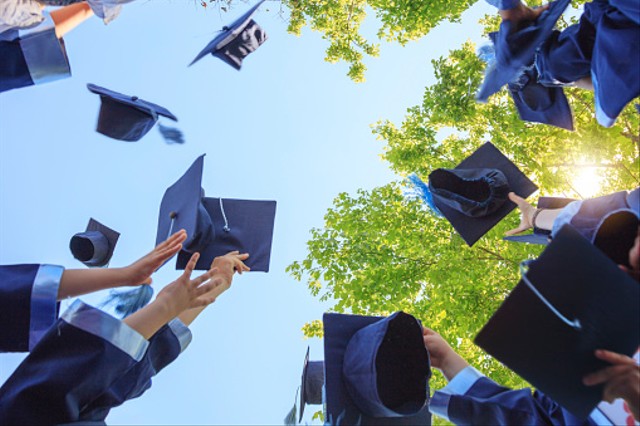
[131,96,139,101]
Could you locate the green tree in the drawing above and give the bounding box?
[284,0,476,81]
[288,41,639,402]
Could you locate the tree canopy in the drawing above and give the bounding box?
[288,40,639,398]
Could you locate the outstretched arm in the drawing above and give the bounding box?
[124,252,218,339]
[50,1,93,38]
[505,192,562,236]
[57,230,187,300]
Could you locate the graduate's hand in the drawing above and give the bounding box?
[499,2,550,30]
[121,229,187,286]
[505,192,536,235]
[156,252,218,318]
[211,251,250,286]
[423,327,469,381]
[583,350,640,421]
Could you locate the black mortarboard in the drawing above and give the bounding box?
[299,347,324,423]
[475,225,640,420]
[189,0,268,69]
[477,0,571,102]
[156,155,276,271]
[70,218,120,267]
[429,142,538,246]
[503,196,576,245]
[324,312,432,426]
[87,83,178,142]
[508,66,574,130]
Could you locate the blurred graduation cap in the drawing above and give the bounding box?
[477,0,571,102]
[70,218,119,267]
[503,196,576,245]
[299,347,324,423]
[423,142,538,246]
[189,0,268,69]
[475,225,640,420]
[285,347,325,424]
[323,311,432,426]
[156,154,276,271]
[507,65,574,130]
[87,83,182,143]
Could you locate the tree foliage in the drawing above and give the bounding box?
[284,0,476,81]
[288,40,639,399]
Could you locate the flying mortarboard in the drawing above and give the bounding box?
[156,154,276,271]
[70,218,120,267]
[503,196,576,245]
[508,66,574,130]
[87,83,181,142]
[189,0,268,69]
[477,0,571,102]
[426,142,538,246]
[298,347,324,423]
[324,311,432,426]
[475,225,640,420]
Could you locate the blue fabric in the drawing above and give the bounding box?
[568,190,638,241]
[0,37,33,92]
[0,264,61,353]
[536,0,640,127]
[485,0,521,10]
[439,375,600,425]
[0,304,142,425]
[78,322,185,421]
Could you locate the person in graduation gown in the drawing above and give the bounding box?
[423,326,640,425]
[483,0,639,128]
[0,2,92,92]
[506,188,639,265]
[0,229,188,353]
[0,249,250,425]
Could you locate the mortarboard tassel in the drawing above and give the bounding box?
[158,123,185,144]
[101,285,154,318]
[405,173,443,217]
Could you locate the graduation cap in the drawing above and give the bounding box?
[323,311,432,426]
[507,66,574,130]
[503,196,576,245]
[296,347,325,423]
[475,225,640,420]
[156,154,276,271]
[189,0,268,69]
[426,142,538,246]
[87,83,181,142]
[70,218,120,267]
[477,0,571,102]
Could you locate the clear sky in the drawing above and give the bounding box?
[0,1,491,424]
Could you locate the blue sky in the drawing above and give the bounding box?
[0,1,491,423]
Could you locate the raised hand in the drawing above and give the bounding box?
[121,229,187,286]
[505,192,536,236]
[583,349,640,421]
[156,252,218,319]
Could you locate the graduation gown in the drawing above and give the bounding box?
[0,300,192,425]
[429,366,613,425]
[0,264,63,352]
[536,0,640,127]
[0,11,71,93]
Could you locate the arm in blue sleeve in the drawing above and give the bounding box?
[0,264,63,352]
[0,300,148,425]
